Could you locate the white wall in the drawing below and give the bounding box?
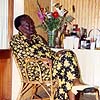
[13,0,24,34]
[12,0,24,100]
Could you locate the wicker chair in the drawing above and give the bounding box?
[14,56,58,100]
[14,55,99,100]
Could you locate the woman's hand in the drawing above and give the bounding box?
[41,58,52,68]
[56,50,65,56]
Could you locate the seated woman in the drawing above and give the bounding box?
[10,14,83,100]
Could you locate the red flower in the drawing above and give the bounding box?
[52,11,59,18]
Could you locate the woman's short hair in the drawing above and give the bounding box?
[14,14,31,30]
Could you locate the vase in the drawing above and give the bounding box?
[48,30,56,48]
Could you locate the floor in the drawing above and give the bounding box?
[80,94,100,100]
[24,87,100,100]
[25,95,100,100]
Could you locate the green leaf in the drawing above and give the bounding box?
[66,15,75,23]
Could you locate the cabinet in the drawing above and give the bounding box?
[0,49,12,100]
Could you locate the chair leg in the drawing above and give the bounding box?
[17,82,28,100]
[31,84,43,100]
[18,83,34,100]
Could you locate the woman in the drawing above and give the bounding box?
[10,14,82,100]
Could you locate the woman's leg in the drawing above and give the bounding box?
[53,50,82,100]
[73,78,86,86]
[68,90,75,100]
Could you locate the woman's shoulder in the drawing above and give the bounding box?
[35,34,47,45]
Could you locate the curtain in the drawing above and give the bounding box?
[0,0,8,49]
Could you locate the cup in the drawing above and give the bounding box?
[73,37,79,49]
[63,36,74,49]
[90,42,95,49]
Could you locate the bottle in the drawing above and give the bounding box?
[59,23,68,48]
[79,28,87,49]
[70,24,79,37]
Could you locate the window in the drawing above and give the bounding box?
[0,0,8,49]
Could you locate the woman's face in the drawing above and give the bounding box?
[19,16,36,38]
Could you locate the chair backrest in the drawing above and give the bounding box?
[25,58,51,82]
[24,57,58,100]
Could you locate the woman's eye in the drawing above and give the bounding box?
[25,24,29,27]
[22,24,29,29]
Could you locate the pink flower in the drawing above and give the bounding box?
[37,10,45,22]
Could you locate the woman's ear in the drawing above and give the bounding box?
[17,25,24,33]
[17,25,21,31]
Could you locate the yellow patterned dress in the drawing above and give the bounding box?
[10,32,80,100]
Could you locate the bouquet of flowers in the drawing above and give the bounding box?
[37,0,74,32]
[36,0,74,47]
